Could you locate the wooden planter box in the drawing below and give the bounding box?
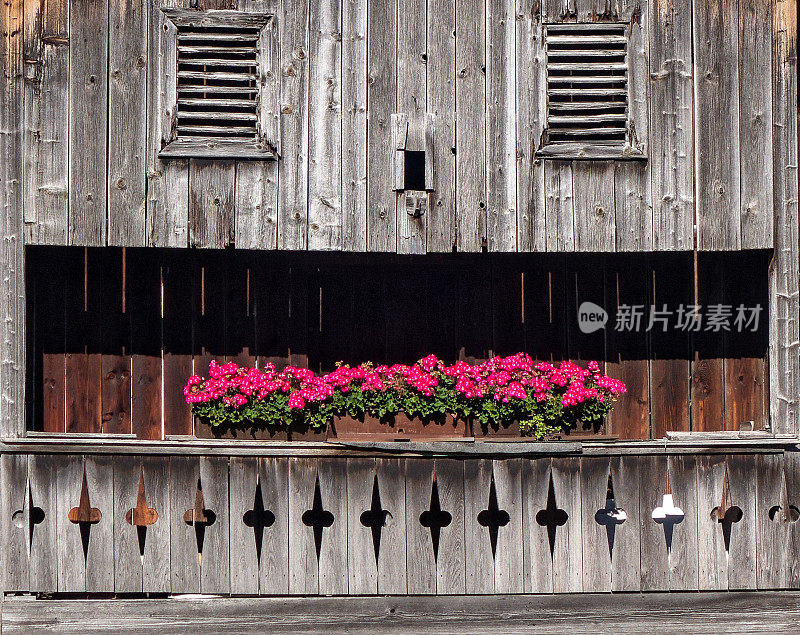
[193,417,327,441]
[329,413,469,441]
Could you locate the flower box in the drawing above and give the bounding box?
[329,413,468,441]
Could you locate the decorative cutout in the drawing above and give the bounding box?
[768,469,800,523]
[360,473,392,564]
[477,474,510,559]
[243,477,275,564]
[183,478,217,567]
[302,475,334,561]
[68,467,102,560]
[536,473,568,557]
[12,481,45,552]
[710,466,743,553]
[419,475,452,562]
[652,469,684,554]
[594,470,626,559]
[125,468,159,564]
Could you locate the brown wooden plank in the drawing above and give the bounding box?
[524,255,568,363]
[254,256,292,372]
[491,259,525,357]
[100,249,131,434]
[162,253,194,436]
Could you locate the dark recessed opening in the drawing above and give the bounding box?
[404,150,426,191]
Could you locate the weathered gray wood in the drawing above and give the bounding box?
[786,450,800,588]
[141,455,171,593]
[346,458,377,594]
[694,0,741,250]
[638,454,669,591]
[146,0,190,248]
[277,0,309,250]
[405,459,436,594]
[666,454,699,591]
[22,0,69,244]
[198,456,230,594]
[341,0,367,251]
[307,0,342,250]
[609,455,640,592]
[486,0,516,252]
[317,458,348,594]
[235,161,278,249]
[464,459,494,593]
[727,454,757,590]
[769,0,800,436]
[27,454,59,591]
[755,453,788,589]
[55,454,85,592]
[288,458,319,594]
[426,0,456,251]
[614,162,651,251]
[366,0,397,251]
[169,456,200,593]
[229,457,259,594]
[627,0,649,158]
[551,456,582,593]
[258,457,289,594]
[738,0,773,249]
[189,160,235,248]
[572,162,615,252]
[375,458,407,594]
[113,455,144,592]
[454,0,486,252]
[522,457,552,594]
[83,455,114,592]
[649,0,693,250]
[67,0,107,246]
[434,458,465,594]
[164,9,272,27]
[2,454,28,591]
[696,454,728,590]
[544,161,574,251]
[579,457,611,593]
[515,5,546,252]
[108,0,148,246]
[493,459,523,593]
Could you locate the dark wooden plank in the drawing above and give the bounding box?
[551,457,582,593]
[491,260,525,357]
[162,254,194,436]
[100,249,131,435]
[346,458,377,594]
[2,454,29,591]
[225,255,257,369]
[493,459,523,593]
[523,255,568,363]
[169,456,200,593]
[129,251,162,440]
[229,457,259,595]
[288,458,319,594]
[376,458,407,594]
[639,454,669,591]
[405,459,436,594]
[521,457,552,594]
[464,459,494,593]
[317,459,349,594]
[580,457,611,593]
[609,455,641,592]
[692,254,725,432]
[28,454,60,592]
[258,457,290,595]
[35,250,67,432]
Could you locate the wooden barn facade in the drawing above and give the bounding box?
[1,0,800,601]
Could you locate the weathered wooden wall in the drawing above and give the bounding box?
[2,450,799,594]
[26,247,769,440]
[14,0,778,253]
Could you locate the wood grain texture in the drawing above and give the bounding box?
[235,161,278,249]
[229,457,260,594]
[609,455,640,592]
[405,459,436,594]
[726,454,757,590]
[198,456,230,594]
[317,458,348,594]
[551,457,582,593]
[493,459,523,593]
[522,457,553,594]
[376,458,407,594]
[666,454,700,591]
[2,454,29,591]
[544,161,574,252]
[288,458,319,594]
[258,457,290,594]
[694,0,741,250]
[434,458,465,594]
[113,455,144,593]
[346,458,377,594]
[638,454,669,591]
[572,162,615,252]
[28,454,60,592]
[169,456,200,593]
[189,160,235,249]
[579,457,611,593]
[696,454,728,590]
[464,459,494,593]
[755,453,789,589]
[55,454,85,592]
[614,162,651,251]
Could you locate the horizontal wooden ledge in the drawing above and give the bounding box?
[536,143,647,160]
[159,138,278,160]
[2,436,795,457]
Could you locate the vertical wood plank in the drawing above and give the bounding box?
[694,0,741,250]
[55,454,85,592]
[141,455,171,593]
[307,0,343,250]
[189,160,235,249]
[551,457,582,593]
[696,454,728,590]
[610,455,641,592]
[405,459,436,594]
[521,457,553,594]
[2,454,29,591]
[726,454,757,590]
[366,0,397,251]
[493,459,523,593]
[36,250,67,432]
[169,456,200,594]
[573,162,615,252]
[162,255,194,437]
[579,457,611,593]
[28,454,59,592]
[544,161,574,252]
[278,0,310,250]
[638,454,669,591]
[785,450,800,587]
[515,3,546,252]
[235,161,278,250]
[464,459,494,593]
[649,0,693,250]
[108,0,147,246]
[347,458,377,594]
[455,0,486,252]
[376,458,407,594]
[614,162,651,251]
[229,457,259,595]
[68,0,107,246]
[198,456,230,594]
[486,0,517,252]
[114,455,143,593]
[317,459,348,594]
[341,0,367,251]
[755,453,789,589]
[667,454,700,591]
[738,0,773,249]
[288,458,319,594]
[435,458,465,594]
[259,457,290,594]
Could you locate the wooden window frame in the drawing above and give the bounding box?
[536,21,648,161]
[158,9,279,161]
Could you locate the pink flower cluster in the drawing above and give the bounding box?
[184,353,626,412]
